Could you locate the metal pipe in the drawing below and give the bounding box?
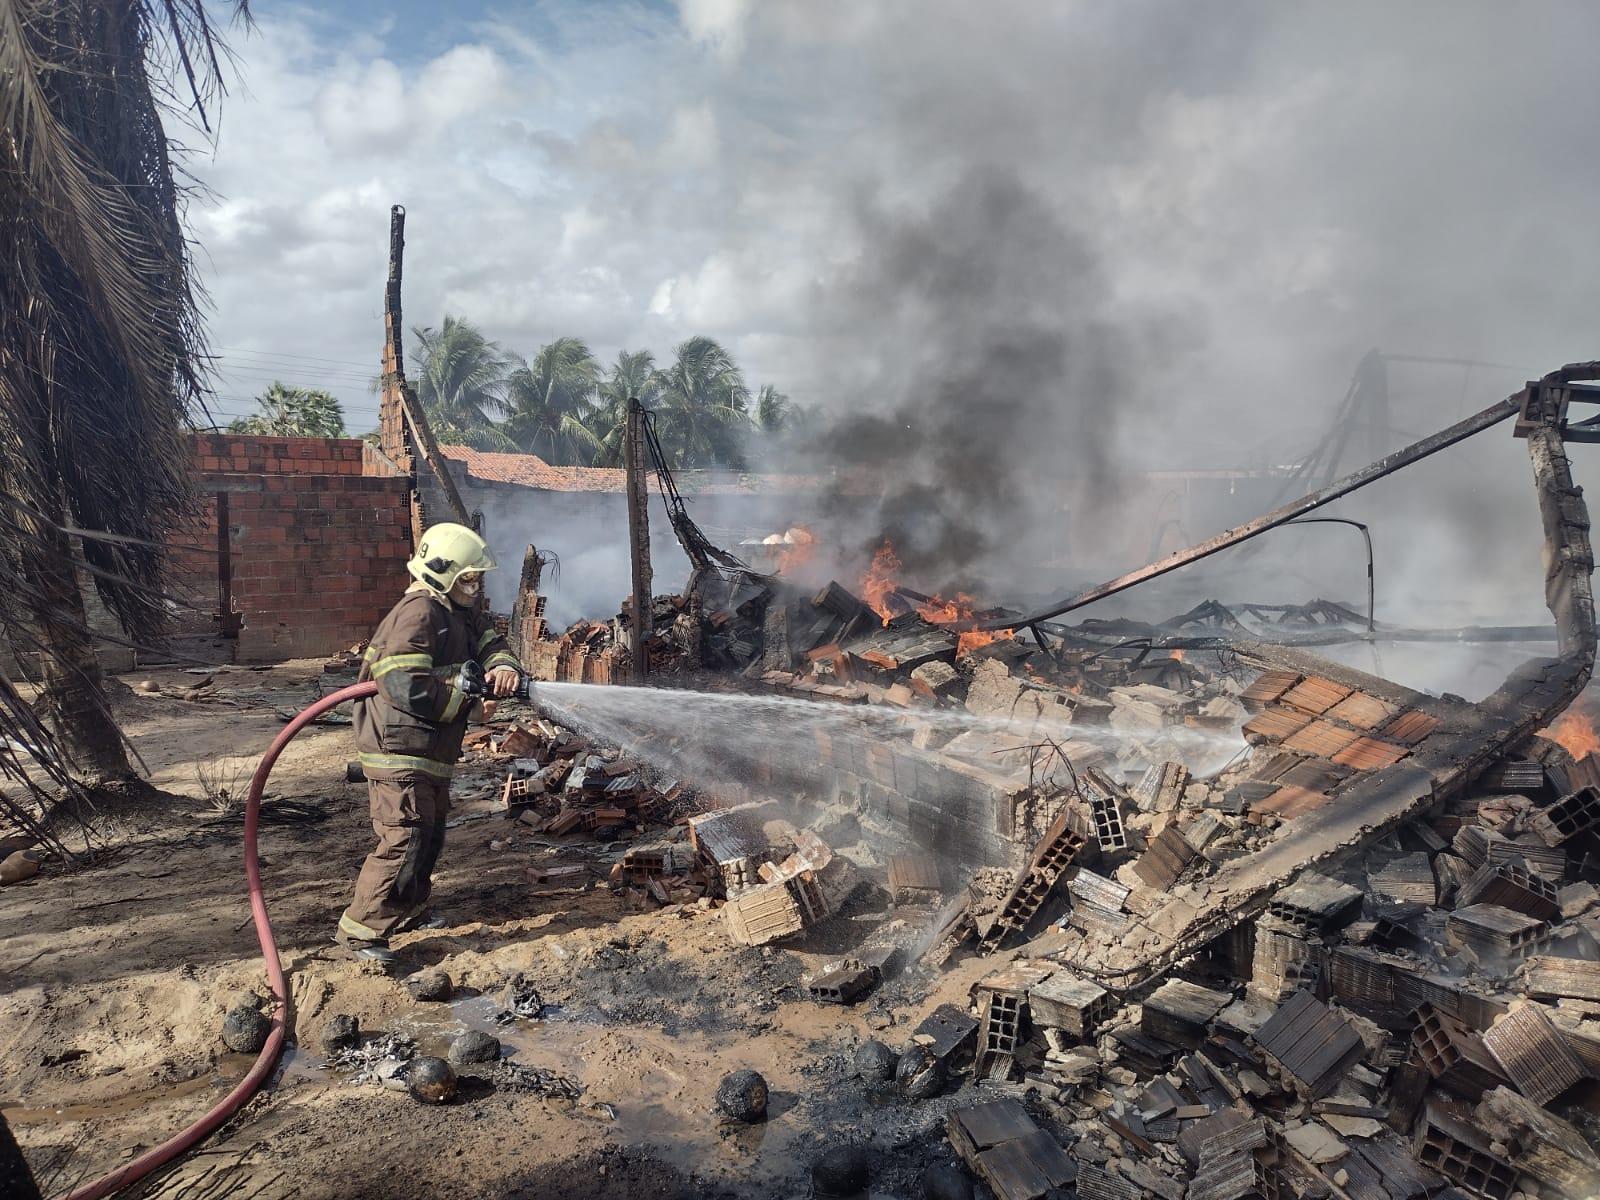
[1282,517,1375,633]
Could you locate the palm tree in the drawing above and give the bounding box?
[755,384,792,434]
[230,382,347,437]
[502,337,602,464]
[653,337,752,469]
[410,316,513,449]
[588,349,660,466]
[0,0,244,796]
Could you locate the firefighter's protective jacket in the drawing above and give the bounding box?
[353,585,521,780]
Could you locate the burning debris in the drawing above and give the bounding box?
[441,369,1600,1198]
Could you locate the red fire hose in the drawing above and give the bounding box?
[63,680,379,1200]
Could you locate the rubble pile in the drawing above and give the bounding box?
[477,717,680,844]
[444,629,1600,1197]
[851,662,1600,1200]
[449,388,1600,1196]
[519,594,706,684]
[466,714,877,926]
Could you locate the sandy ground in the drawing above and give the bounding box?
[1,663,999,1199]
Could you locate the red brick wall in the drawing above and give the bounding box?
[176,434,413,662]
[190,433,370,476]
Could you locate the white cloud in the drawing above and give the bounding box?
[675,0,750,60]
[661,101,720,168]
[311,58,409,150]
[187,0,1600,474]
[647,278,676,316]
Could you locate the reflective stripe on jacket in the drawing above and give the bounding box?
[353,585,522,777]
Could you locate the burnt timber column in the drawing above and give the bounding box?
[379,204,473,538]
[624,397,653,682]
[379,207,415,475]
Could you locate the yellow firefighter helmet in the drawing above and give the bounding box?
[407,523,498,595]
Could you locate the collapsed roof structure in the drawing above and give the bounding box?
[483,362,1600,1198]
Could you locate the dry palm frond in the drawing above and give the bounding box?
[0,0,249,831]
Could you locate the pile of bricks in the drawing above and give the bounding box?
[902,669,1600,1200]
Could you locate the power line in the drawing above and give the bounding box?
[213,364,377,384]
[214,345,381,370]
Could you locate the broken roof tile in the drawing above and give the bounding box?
[1250,988,1366,1098]
[1480,1004,1586,1105]
[1241,708,1313,745]
[1279,676,1356,715]
[1278,758,1350,791]
[1380,709,1442,746]
[1333,736,1410,771]
[1368,852,1437,907]
[1325,690,1400,730]
[1131,825,1198,891]
[1240,670,1302,712]
[1254,784,1331,821]
[1283,719,1362,759]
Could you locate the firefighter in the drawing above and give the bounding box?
[337,522,523,964]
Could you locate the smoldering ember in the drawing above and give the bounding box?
[9,8,1600,1200]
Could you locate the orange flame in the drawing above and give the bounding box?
[860,540,901,624]
[774,525,818,576]
[1549,708,1600,759]
[916,591,1015,656]
[856,539,1014,653]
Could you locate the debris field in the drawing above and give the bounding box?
[8,373,1600,1199]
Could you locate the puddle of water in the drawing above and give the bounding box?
[272,1043,327,1088]
[0,1059,245,1129]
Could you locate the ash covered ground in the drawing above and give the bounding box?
[7,573,1600,1200]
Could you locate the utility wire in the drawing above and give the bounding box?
[214,345,379,369]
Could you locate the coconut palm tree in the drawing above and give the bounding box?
[755,384,793,434]
[502,337,602,464]
[588,349,660,466]
[230,382,347,437]
[410,316,513,449]
[0,0,245,798]
[653,337,752,469]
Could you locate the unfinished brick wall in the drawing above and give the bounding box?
[178,434,413,662]
[812,728,1023,867]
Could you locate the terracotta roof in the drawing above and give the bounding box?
[1241,708,1312,744]
[437,445,823,496]
[1254,785,1330,820]
[439,446,624,492]
[1325,691,1398,731]
[1280,676,1355,716]
[1240,670,1301,713]
[1381,709,1442,746]
[1282,719,1361,760]
[1333,736,1410,771]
